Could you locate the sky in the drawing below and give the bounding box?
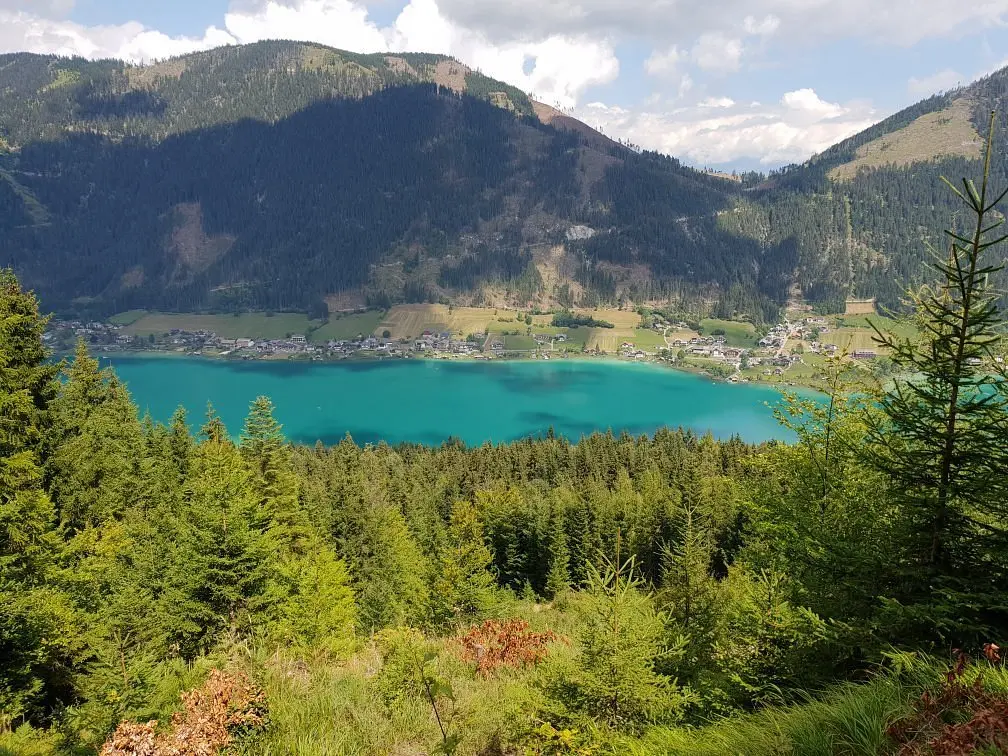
[3,0,1008,170]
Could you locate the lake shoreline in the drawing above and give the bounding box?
[77,345,819,392]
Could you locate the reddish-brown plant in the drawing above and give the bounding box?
[100,669,267,756]
[456,619,559,677]
[887,648,1008,756]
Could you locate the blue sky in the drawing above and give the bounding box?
[5,0,1008,169]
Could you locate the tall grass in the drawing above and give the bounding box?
[617,675,915,756]
[618,655,1008,756]
[234,639,553,756]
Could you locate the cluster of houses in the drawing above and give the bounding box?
[45,319,129,348]
[413,331,482,356]
[667,334,745,364]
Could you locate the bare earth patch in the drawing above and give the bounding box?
[433,60,468,94]
[126,59,188,89]
[165,203,236,275]
[384,56,418,78]
[830,99,982,181]
[120,266,145,290]
[325,291,368,313]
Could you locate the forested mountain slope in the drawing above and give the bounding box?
[4,40,1008,319]
[0,41,788,321]
[729,69,1008,312]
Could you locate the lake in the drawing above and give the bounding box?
[99,356,799,446]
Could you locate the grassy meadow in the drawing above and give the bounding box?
[700,318,759,347]
[312,311,387,341]
[121,312,323,340]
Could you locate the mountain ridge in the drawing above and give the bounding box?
[3,40,1008,320]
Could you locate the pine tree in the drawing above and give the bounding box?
[272,541,357,657]
[863,112,1008,641]
[431,500,497,628]
[544,507,571,600]
[555,554,683,730]
[0,269,77,723]
[49,343,144,534]
[240,396,307,551]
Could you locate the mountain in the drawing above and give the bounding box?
[2,40,1007,321]
[733,71,1008,312]
[0,41,786,320]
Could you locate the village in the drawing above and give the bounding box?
[49,309,1002,390]
[45,318,573,362]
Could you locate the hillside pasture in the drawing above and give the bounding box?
[380,305,561,339]
[700,319,759,347]
[312,311,387,342]
[632,329,668,351]
[378,305,542,339]
[829,98,982,182]
[580,309,641,352]
[108,310,148,326]
[122,312,320,340]
[820,314,915,352]
[503,334,537,351]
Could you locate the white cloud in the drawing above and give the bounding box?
[0,0,618,110]
[678,73,693,98]
[699,96,735,108]
[691,32,742,73]
[0,0,74,15]
[644,45,681,77]
[576,89,876,167]
[743,14,780,36]
[224,0,387,51]
[907,69,964,96]
[430,0,1008,49]
[781,88,845,118]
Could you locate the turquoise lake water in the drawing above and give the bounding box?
[98,356,798,446]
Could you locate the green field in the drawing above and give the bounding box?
[108,309,148,326]
[559,327,591,349]
[503,334,537,350]
[311,311,387,342]
[632,329,667,351]
[701,319,759,347]
[122,312,321,340]
[819,314,913,352]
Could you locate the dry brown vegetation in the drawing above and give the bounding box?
[830,99,982,181]
[100,670,267,756]
[377,304,548,339]
[845,298,877,315]
[455,619,559,677]
[433,60,467,94]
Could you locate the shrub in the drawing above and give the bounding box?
[456,620,559,677]
[100,670,266,756]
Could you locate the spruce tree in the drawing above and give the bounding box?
[49,343,144,534]
[544,507,571,600]
[0,269,76,722]
[240,396,307,550]
[167,413,274,655]
[863,112,1008,641]
[431,500,497,628]
[556,555,683,730]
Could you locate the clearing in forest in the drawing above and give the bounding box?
[829,99,982,181]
